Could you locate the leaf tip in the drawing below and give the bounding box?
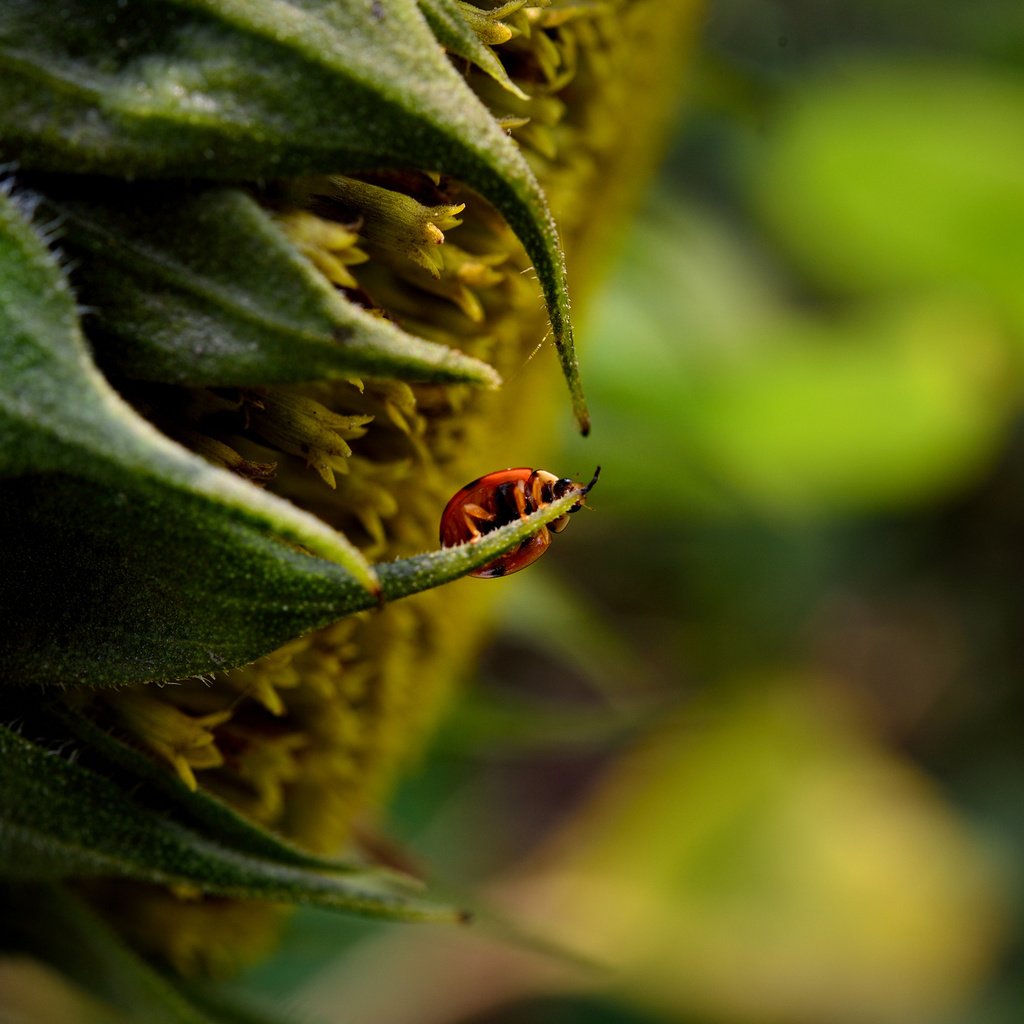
[556,322,590,435]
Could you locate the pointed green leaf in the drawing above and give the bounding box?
[0,724,462,923]
[0,0,587,430]
[0,473,365,686]
[1,463,595,685]
[44,183,500,388]
[0,187,376,588]
[1,185,382,686]
[4,885,217,1024]
[417,0,529,101]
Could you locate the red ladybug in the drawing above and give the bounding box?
[440,466,601,578]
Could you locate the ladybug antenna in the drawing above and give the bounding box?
[583,465,601,493]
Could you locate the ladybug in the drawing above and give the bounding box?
[440,466,601,578]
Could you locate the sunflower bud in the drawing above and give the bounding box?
[0,0,702,1010]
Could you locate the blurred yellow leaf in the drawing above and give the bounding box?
[526,678,1006,1024]
[0,958,116,1024]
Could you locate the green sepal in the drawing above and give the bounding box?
[2,465,594,686]
[0,186,377,589]
[417,0,529,101]
[0,723,462,923]
[44,183,501,388]
[0,0,587,430]
[0,186,383,687]
[0,473,369,686]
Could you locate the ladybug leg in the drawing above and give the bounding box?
[513,481,528,519]
[461,502,496,540]
[526,471,548,511]
[548,513,572,534]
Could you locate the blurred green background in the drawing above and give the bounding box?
[234,2,1024,1021]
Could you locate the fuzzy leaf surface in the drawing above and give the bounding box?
[0,187,376,582]
[0,0,586,429]
[0,724,460,922]
[45,183,500,388]
[0,185,383,686]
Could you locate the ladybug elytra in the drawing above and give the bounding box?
[440,466,600,578]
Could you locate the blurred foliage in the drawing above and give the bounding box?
[524,682,1004,1024]
[232,2,1024,1023]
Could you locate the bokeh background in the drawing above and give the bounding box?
[232,2,1024,1021]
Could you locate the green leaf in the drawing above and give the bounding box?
[0,182,589,690]
[680,304,1015,514]
[44,183,501,388]
[0,0,587,431]
[2,466,596,685]
[0,186,376,586]
[3,885,216,1024]
[0,723,462,923]
[417,0,529,101]
[0,473,367,686]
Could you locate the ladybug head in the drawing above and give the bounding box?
[555,465,601,508]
